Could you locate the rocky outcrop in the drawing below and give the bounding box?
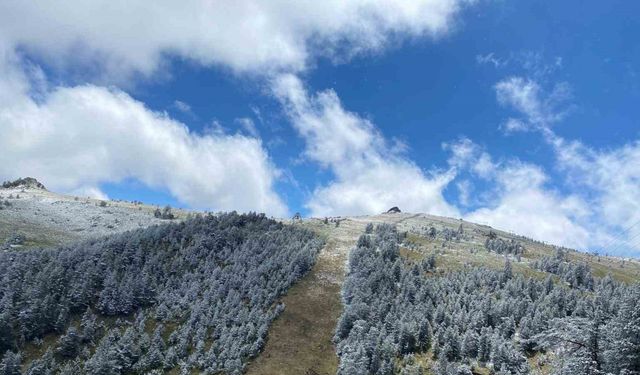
[386,206,401,213]
[1,177,47,190]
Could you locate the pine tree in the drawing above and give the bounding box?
[399,323,417,355]
[0,351,21,375]
[337,345,369,375]
[442,328,461,361]
[417,319,431,351]
[144,326,166,370]
[535,313,605,374]
[461,330,478,358]
[56,326,81,358]
[502,257,513,283]
[477,327,492,363]
[428,227,437,239]
[58,360,82,375]
[603,286,640,374]
[80,308,99,344]
[365,223,374,234]
[85,331,127,375]
[0,310,14,354]
[0,213,324,375]
[25,349,55,375]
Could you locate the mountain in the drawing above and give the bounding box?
[1,182,639,374]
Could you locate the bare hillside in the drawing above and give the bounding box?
[0,184,189,250]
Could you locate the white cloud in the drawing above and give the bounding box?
[0,0,478,219]
[456,179,472,206]
[475,51,563,77]
[476,52,506,68]
[272,74,458,217]
[0,51,287,216]
[69,186,110,201]
[500,118,529,134]
[441,136,593,250]
[472,152,495,178]
[495,77,544,124]
[464,160,591,249]
[6,1,635,256]
[494,76,571,131]
[493,74,640,255]
[0,0,471,81]
[519,51,563,78]
[235,117,259,137]
[551,136,640,255]
[443,137,495,178]
[444,137,478,169]
[172,100,195,117]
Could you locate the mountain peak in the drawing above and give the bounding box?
[386,206,401,213]
[1,177,47,190]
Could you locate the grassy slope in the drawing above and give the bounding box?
[244,246,342,375]
[396,214,640,283]
[246,219,367,375]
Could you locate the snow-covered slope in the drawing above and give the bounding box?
[0,184,188,249]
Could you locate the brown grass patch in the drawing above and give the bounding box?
[245,236,349,375]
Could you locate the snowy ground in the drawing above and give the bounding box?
[0,186,188,249]
[1,184,637,278]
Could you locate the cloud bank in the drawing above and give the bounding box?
[0,0,469,80]
[493,75,640,255]
[0,48,287,216]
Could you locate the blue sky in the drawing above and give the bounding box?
[1,0,639,256]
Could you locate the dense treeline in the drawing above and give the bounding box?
[335,224,640,374]
[485,232,524,257]
[0,212,323,374]
[532,248,594,290]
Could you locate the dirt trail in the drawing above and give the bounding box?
[245,213,431,375]
[245,217,368,375]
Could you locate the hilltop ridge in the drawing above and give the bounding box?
[0,180,189,249]
[1,177,47,190]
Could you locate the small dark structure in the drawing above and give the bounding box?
[386,206,401,214]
